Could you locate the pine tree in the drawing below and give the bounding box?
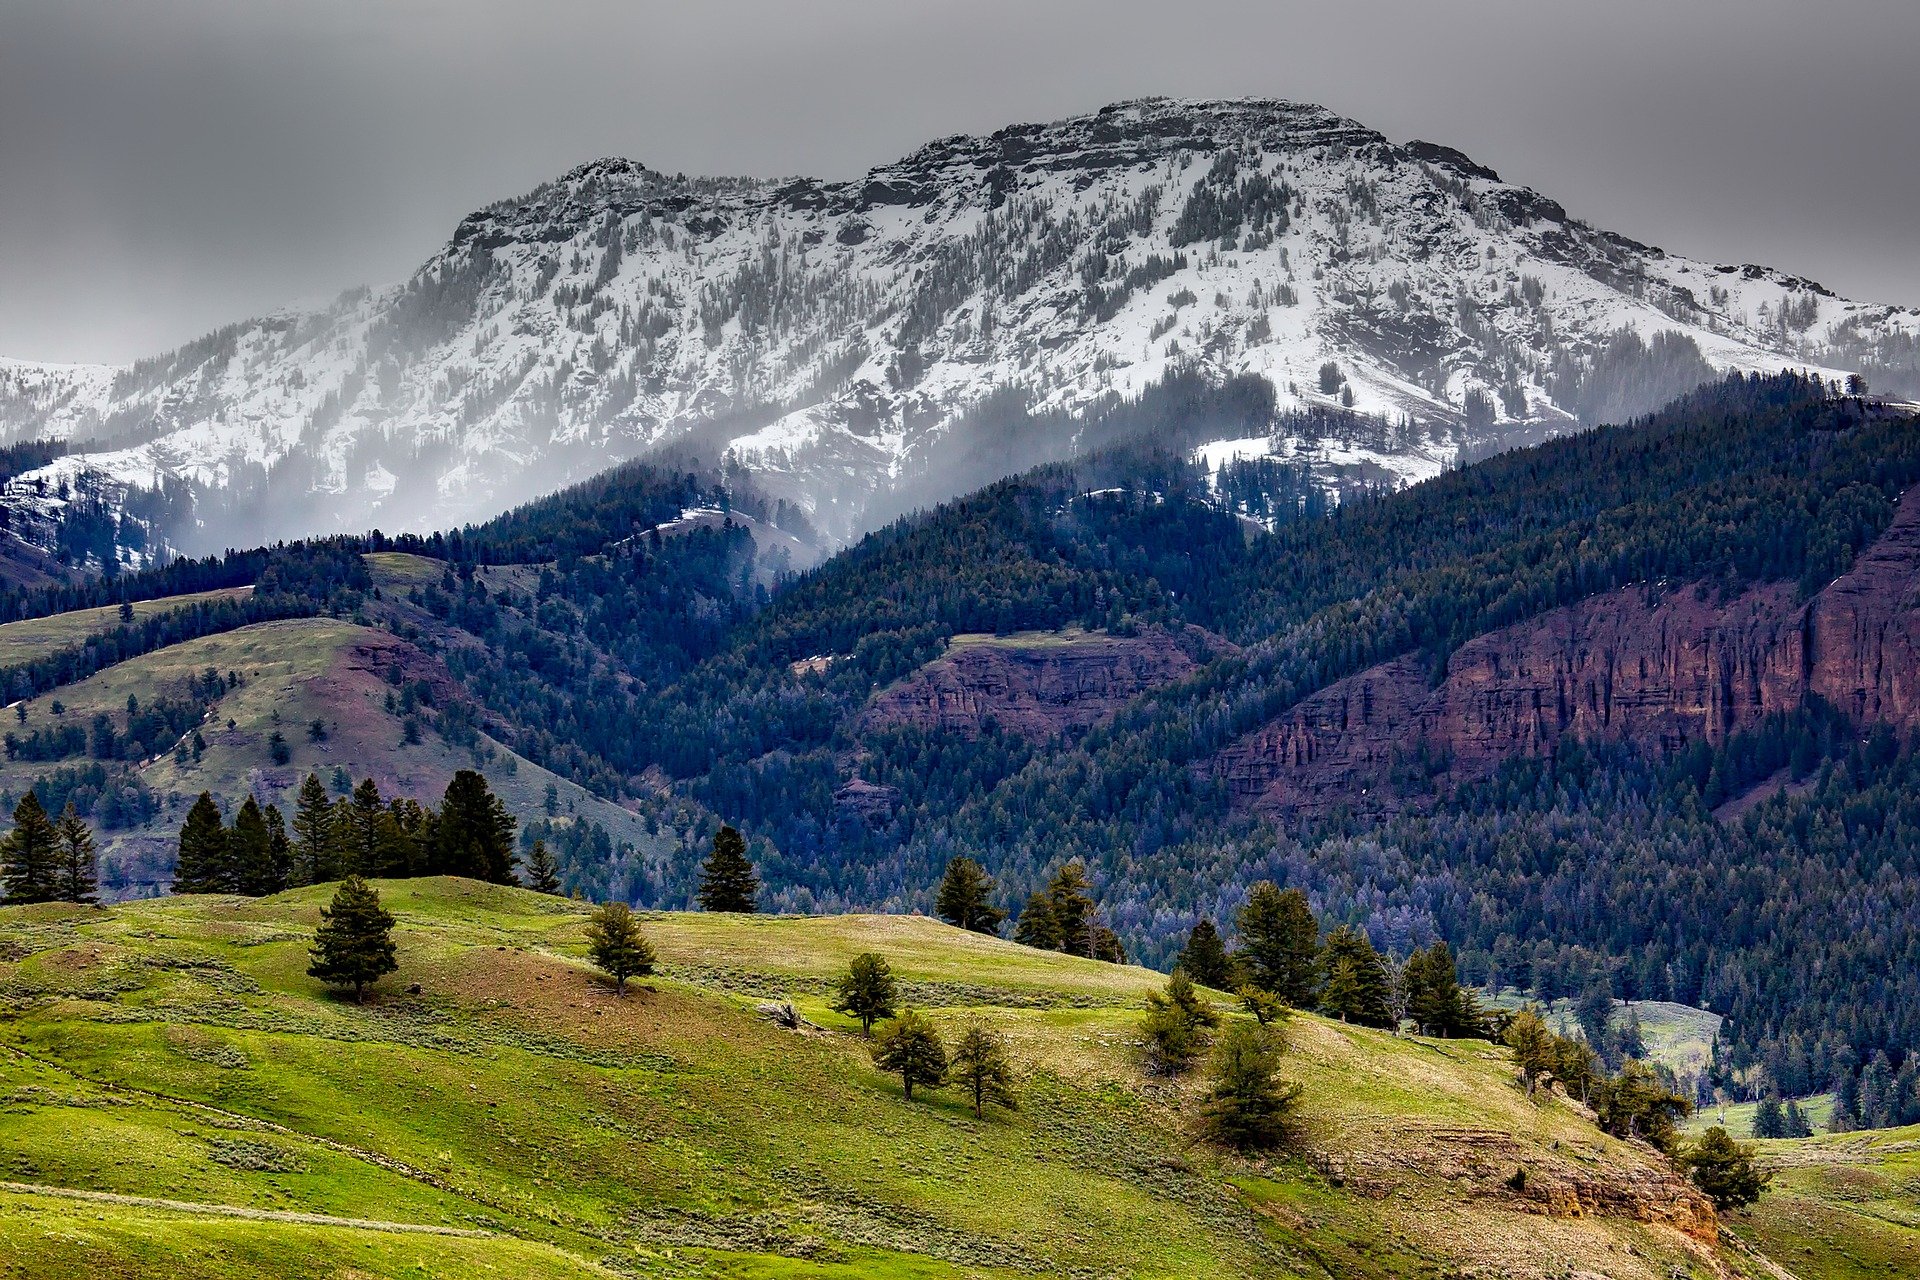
[1202,1022,1299,1150]
[1044,862,1096,955]
[1594,1060,1692,1152]
[949,1023,1018,1118]
[1317,926,1395,1029]
[263,804,292,894]
[1681,1126,1771,1211]
[306,875,398,1002]
[523,838,562,894]
[934,856,1005,935]
[584,900,655,993]
[1752,1093,1785,1139]
[1012,891,1058,949]
[230,796,275,896]
[432,770,516,883]
[0,793,60,904]
[341,778,385,876]
[1504,1006,1557,1097]
[1141,968,1218,1076]
[52,803,97,905]
[1237,882,1319,1006]
[697,825,758,912]
[1782,1098,1814,1138]
[1178,920,1235,990]
[871,1009,947,1101]
[172,792,231,894]
[1404,941,1482,1037]
[833,951,898,1036]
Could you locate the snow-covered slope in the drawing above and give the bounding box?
[3,97,1913,552]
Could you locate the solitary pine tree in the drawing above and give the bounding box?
[1682,1127,1771,1211]
[0,793,60,904]
[697,826,758,912]
[291,772,334,886]
[307,875,397,1002]
[1202,1023,1299,1150]
[523,838,562,894]
[833,952,898,1036]
[872,1009,947,1101]
[433,770,516,883]
[172,792,231,894]
[52,804,97,905]
[584,901,655,993]
[949,1023,1018,1118]
[1237,883,1319,1006]
[1178,920,1235,989]
[935,856,1005,935]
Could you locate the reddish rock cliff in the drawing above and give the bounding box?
[861,626,1231,742]
[1216,487,1920,818]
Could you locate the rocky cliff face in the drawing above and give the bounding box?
[1214,488,1920,818]
[861,626,1229,742]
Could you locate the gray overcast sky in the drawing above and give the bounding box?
[3,0,1916,364]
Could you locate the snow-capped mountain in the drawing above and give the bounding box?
[3,97,1914,553]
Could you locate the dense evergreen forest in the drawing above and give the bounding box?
[2,371,1916,1112]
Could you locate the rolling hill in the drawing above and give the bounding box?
[0,877,1789,1280]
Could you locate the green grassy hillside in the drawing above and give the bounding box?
[0,880,1761,1280]
[0,617,669,894]
[0,587,253,667]
[1733,1125,1920,1277]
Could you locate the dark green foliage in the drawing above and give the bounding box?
[1177,920,1235,990]
[1012,891,1057,950]
[0,793,60,903]
[52,804,97,905]
[1752,1094,1785,1140]
[934,856,1005,935]
[583,900,654,993]
[306,875,398,1002]
[1681,1127,1770,1211]
[697,825,758,912]
[229,797,278,897]
[522,839,562,894]
[172,792,231,894]
[292,773,333,887]
[1403,941,1483,1038]
[832,952,898,1036]
[1593,1060,1692,1153]
[1202,1022,1299,1150]
[949,1023,1018,1118]
[1141,968,1219,1076]
[432,770,515,883]
[1317,926,1395,1029]
[1237,883,1319,1006]
[871,1009,947,1101]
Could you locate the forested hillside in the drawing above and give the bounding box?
[1,372,1917,1122]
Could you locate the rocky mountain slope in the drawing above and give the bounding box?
[1213,483,1920,818]
[3,98,1915,554]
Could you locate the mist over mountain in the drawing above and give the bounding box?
[1,97,1915,563]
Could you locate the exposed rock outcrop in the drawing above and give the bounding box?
[1216,488,1920,818]
[861,626,1232,742]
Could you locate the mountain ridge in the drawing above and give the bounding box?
[2,96,1914,559]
